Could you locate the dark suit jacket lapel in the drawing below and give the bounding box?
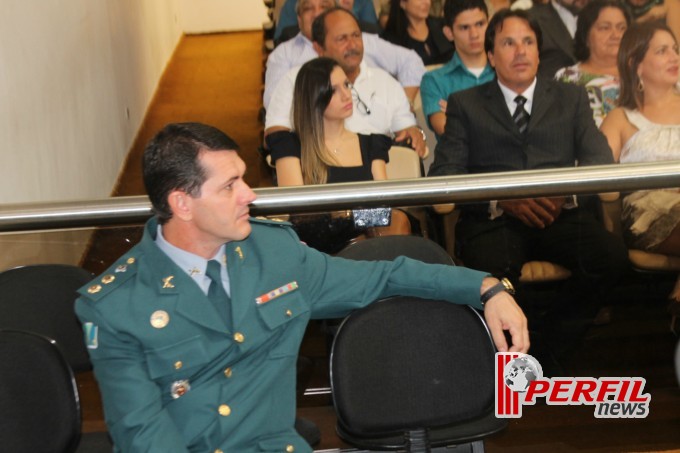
[543,5,575,60]
[481,81,517,134]
[528,78,553,132]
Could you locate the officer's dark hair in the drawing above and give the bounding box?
[444,0,488,29]
[574,0,631,62]
[143,122,240,224]
[312,6,359,47]
[484,9,542,55]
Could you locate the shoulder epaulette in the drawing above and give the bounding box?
[77,254,139,302]
[250,216,293,227]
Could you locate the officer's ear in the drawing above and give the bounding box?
[168,190,193,221]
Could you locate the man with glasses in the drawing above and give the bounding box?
[266,7,427,157]
[264,0,425,109]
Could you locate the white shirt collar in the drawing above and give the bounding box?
[497,77,538,115]
[551,0,578,38]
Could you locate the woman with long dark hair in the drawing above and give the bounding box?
[381,0,453,65]
[266,57,411,252]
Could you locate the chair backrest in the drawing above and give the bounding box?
[330,297,506,450]
[386,146,422,180]
[0,330,81,453]
[336,235,453,265]
[0,264,94,372]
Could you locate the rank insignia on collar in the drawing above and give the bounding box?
[162,276,175,289]
[170,379,191,399]
[235,247,244,260]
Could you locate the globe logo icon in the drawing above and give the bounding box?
[503,354,543,393]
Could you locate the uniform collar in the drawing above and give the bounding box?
[155,225,226,284]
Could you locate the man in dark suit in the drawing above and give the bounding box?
[530,0,590,77]
[429,9,628,303]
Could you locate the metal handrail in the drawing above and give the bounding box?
[1,161,679,232]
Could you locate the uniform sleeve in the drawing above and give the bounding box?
[264,67,298,130]
[266,130,302,162]
[367,134,392,163]
[75,298,189,453]
[363,33,426,87]
[428,92,470,176]
[572,85,614,166]
[286,230,487,319]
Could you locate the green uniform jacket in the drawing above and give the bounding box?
[75,217,486,452]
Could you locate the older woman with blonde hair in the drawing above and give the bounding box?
[601,21,680,302]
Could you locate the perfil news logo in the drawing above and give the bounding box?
[495,353,651,419]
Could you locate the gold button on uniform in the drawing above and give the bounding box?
[174,361,183,370]
[101,274,115,284]
[286,445,295,452]
[285,309,292,317]
[233,332,244,343]
[215,449,224,453]
[218,404,231,416]
[224,367,232,378]
[127,257,136,264]
[87,284,102,294]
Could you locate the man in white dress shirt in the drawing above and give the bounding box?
[265,7,426,157]
[263,0,425,109]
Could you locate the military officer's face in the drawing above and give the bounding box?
[187,150,257,246]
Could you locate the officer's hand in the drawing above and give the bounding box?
[498,197,564,229]
[483,291,529,353]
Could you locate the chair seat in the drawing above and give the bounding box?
[519,261,572,283]
[629,250,680,272]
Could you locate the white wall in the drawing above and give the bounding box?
[179,0,269,34]
[0,0,183,205]
[0,0,265,268]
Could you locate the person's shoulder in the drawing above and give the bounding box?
[364,133,392,152]
[250,216,293,229]
[77,248,143,304]
[529,2,554,18]
[453,79,493,100]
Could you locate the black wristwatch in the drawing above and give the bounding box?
[480,278,515,306]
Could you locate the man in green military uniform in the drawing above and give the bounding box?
[76,123,528,452]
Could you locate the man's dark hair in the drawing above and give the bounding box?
[484,8,543,55]
[574,0,632,61]
[311,6,359,46]
[142,122,240,224]
[444,0,488,29]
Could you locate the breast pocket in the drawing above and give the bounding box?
[144,335,210,380]
[257,292,310,359]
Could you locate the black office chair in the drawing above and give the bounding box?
[0,264,93,372]
[0,329,81,453]
[330,297,507,452]
[0,264,113,451]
